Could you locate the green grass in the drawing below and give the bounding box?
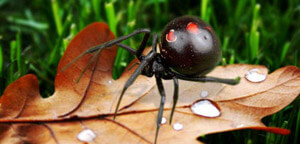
[0,44,3,77]
[51,0,63,36]
[0,0,299,143]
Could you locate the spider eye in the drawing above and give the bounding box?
[166,29,177,42]
[186,22,199,34]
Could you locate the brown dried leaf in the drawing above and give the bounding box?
[0,22,299,144]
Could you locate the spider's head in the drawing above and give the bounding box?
[160,16,221,76]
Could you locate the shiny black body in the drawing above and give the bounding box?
[66,16,240,144]
[160,16,221,75]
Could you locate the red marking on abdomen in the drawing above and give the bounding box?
[205,27,212,32]
[187,22,199,34]
[166,29,176,42]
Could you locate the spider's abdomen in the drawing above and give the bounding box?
[160,16,221,76]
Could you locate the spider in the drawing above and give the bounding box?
[63,16,240,144]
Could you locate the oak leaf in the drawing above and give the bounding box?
[0,22,300,144]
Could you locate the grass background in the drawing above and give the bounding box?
[0,0,299,143]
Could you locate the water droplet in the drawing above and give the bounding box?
[172,122,183,131]
[190,99,221,117]
[236,124,245,128]
[77,129,96,142]
[107,80,112,84]
[161,117,167,124]
[231,123,245,128]
[245,68,267,83]
[200,91,209,98]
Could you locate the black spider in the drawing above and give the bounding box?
[63,16,240,144]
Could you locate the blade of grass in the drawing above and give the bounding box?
[48,12,73,65]
[221,58,227,66]
[249,4,260,61]
[245,32,250,62]
[116,0,137,78]
[105,1,117,35]
[279,42,290,65]
[235,0,248,20]
[0,44,3,77]
[92,0,101,20]
[201,0,209,21]
[51,0,63,36]
[222,36,229,53]
[266,113,278,144]
[6,16,49,31]
[16,32,22,76]
[105,1,123,79]
[128,0,134,22]
[9,40,16,84]
[110,0,138,79]
[79,0,92,29]
[63,23,77,51]
[280,121,288,144]
[295,106,300,144]
[229,54,235,64]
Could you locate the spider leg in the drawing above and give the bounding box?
[136,31,151,60]
[116,27,150,57]
[169,77,178,124]
[113,58,149,120]
[60,29,150,72]
[76,49,102,83]
[113,34,158,120]
[115,43,136,55]
[175,74,240,85]
[113,34,157,120]
[127,62,140,71]
[117,31,150,60]
[154,74,166,144]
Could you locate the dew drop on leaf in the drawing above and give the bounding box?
[161,117,167,124]
[200,91,209,98]
[236,124,245,128]
[231,122,246,128]
[77,129,96,142]
[245,68,267,82]
[173,122,183,131]
[191,99,221,117]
